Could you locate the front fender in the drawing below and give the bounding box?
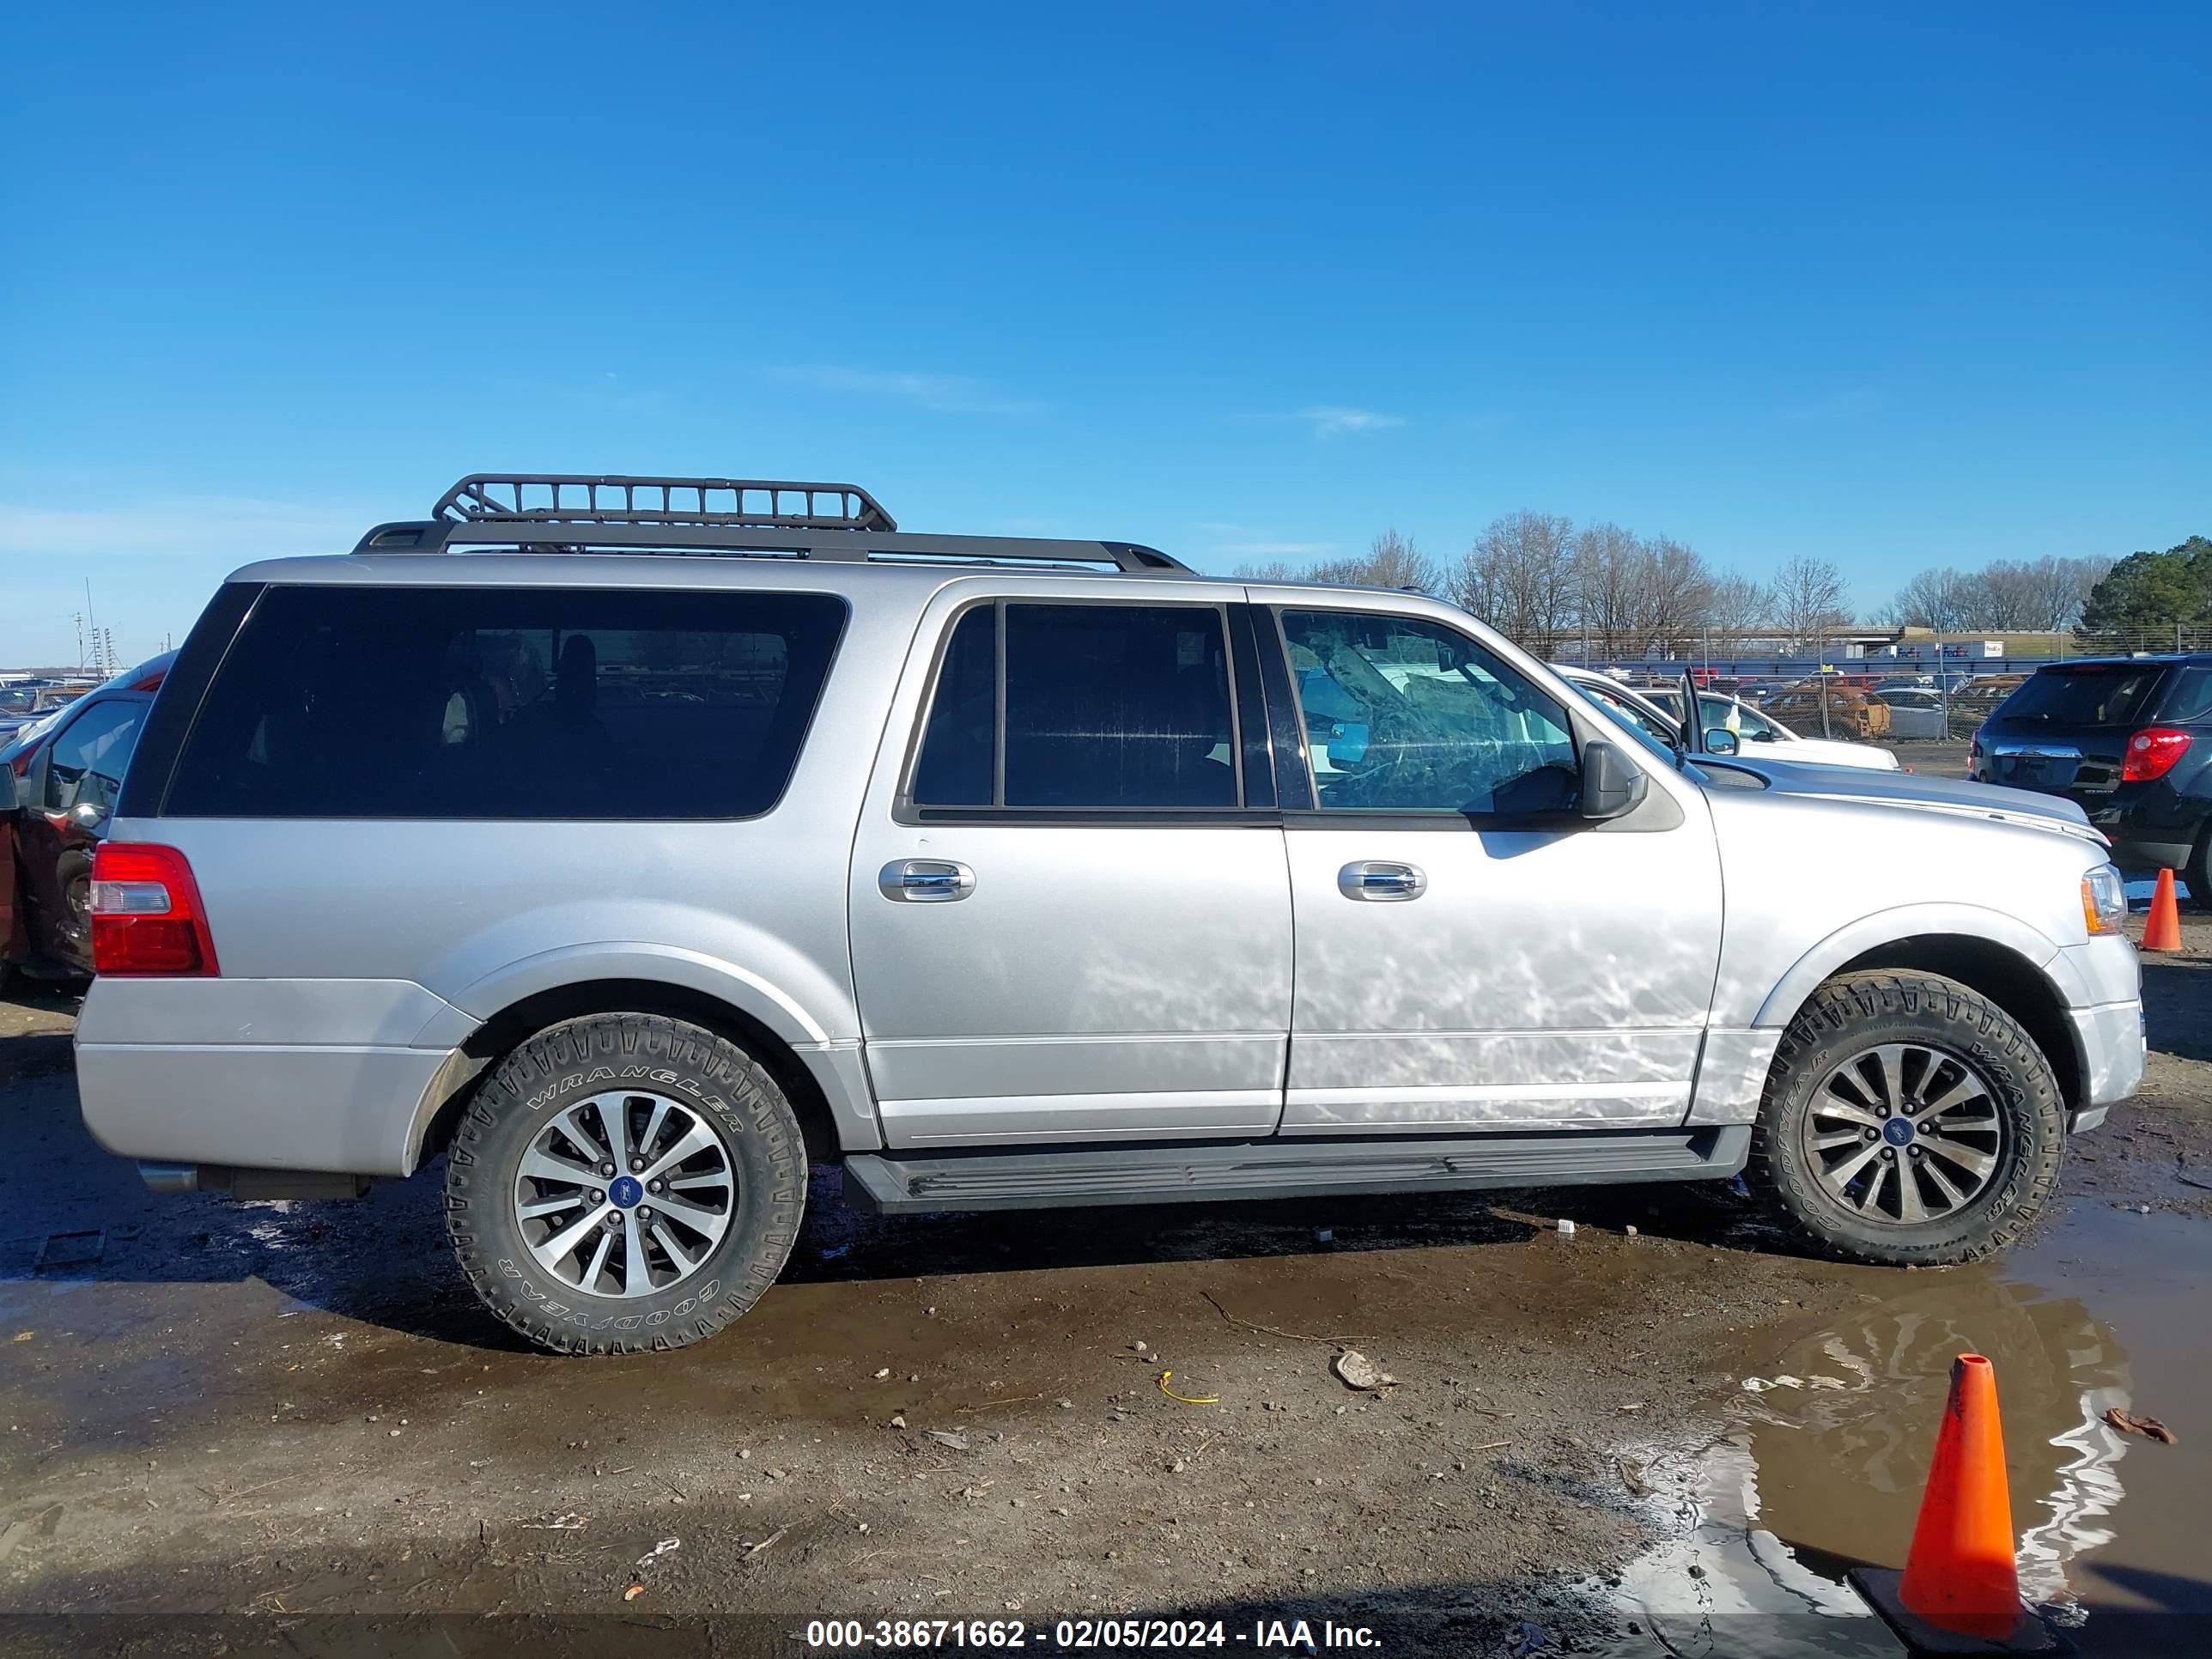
[1749,902,2069,1030]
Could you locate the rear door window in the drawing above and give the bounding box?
[1997,665,2165,727]
[165,586,847,818]
[909,602,1241,811]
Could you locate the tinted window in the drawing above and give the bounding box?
[912,605,996,806]
[1281,610,1577,813]
[909,602,1239,811]
[1998,665,2163,727]
[167,586,846,818]
[42,699,145,815]
[2158,667,2212,725]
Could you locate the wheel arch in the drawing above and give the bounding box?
[405,977,871,1174]
[1759,927,2084,1112]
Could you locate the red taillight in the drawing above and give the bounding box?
[2122,726,2193,783]
[89,842,220,976]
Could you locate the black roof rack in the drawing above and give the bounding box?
[352,472,1190,574]
[434,472,896,532]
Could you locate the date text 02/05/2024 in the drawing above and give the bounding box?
[804,1618,1383,1650]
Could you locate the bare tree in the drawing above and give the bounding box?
[1454,511,1577,648]
[1635,535,1717,655]
[1885,554,2119,635]
[1888,567,1975,631]
[2025,555,2114,632]
[1234,529,1440,592]
[1705,572,1771,640]
[1571,522,1641,656]
[1771,556,1851,649]
[1313,527,1440,593]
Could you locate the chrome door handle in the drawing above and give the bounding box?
[1339,860,1426,901]
[879,859,975,902]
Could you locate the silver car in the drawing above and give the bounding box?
[69,474,2145,1353]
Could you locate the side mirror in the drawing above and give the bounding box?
[0,769,15,811]
[1704,728,1740,755]
[1580,739,1648,820]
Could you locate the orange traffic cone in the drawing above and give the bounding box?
[2142,868,2183,954]
[1848,1355,2058,1653]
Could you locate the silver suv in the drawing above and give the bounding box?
[70,475,2146,1353]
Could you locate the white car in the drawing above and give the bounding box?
[1875,687,1949,740]
[1556,667,1902,771]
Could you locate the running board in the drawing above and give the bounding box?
[843,1126,1751,1215]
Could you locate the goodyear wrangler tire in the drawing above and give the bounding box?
[1750,971,2064,1267]
[446,1013,807,1354]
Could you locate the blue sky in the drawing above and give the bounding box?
[3,1,2205,666]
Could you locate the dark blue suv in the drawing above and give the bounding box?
[1972,655,2212,904]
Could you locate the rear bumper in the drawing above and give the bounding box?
[73,975,470,1176]
[76,1042,450,1175]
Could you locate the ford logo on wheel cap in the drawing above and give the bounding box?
[608,1175,644,1208]
[1881,1118,1916,1146]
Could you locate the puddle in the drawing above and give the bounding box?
[1611,1198,2212,1656]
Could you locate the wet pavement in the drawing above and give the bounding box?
[1609,1196,2212,1656]
[3,900,2210,1655]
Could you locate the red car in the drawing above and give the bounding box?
[1,653,173,985]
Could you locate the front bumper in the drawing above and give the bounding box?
[2065,998,2146,1132]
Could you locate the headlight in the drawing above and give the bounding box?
[2081,863,2128,937]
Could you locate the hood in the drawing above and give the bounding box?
[1763,734,1897,770]
[1702,757,2108,847]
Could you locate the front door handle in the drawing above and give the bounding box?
[1338,860,1426,901]
[879,859,976,902]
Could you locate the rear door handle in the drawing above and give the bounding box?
[879,859,975,902]
[1338,860,1426,901]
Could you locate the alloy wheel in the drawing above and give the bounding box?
[1802,1042,2003,1225]
[510,1091,736,1297]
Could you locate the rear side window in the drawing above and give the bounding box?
[2157,667,2212,725]
[910,602,1240,811]
[41,698,145,816]
[1997,665,2163,727]
[166,586,847,818]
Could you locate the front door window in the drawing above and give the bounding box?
[1279,611,1577,815]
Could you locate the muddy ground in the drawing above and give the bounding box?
[3,752,2209,1656]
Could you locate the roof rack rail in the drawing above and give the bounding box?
[435,472,896,532]
[351,473,1191,574]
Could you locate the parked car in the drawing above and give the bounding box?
[1560,670,1903,770]
[1,653,174,982]
[1875,688,1949,740]
[76,473,2139,1353]
[1971,655,2212,903]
